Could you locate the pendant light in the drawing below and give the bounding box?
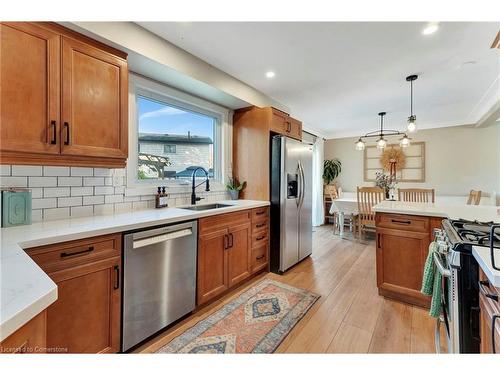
[355,112,410,151]
[376,112,387,149]
[406,75,418,133]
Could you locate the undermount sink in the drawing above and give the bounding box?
[182,203,233,211]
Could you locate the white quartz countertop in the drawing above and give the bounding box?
[373,200,500,287]
[373,200,500,222]
[473,246,500,287]
[0,199,269,341]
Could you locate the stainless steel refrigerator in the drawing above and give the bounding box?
[270,135,313,273]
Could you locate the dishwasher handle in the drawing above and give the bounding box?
[132,228,193,249]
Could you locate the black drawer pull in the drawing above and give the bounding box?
[64,122,70,145]
[391,219,411,225]
[256,210,266,216]
[479,280,499,301]
[114,265,120,290]
[50,120,57,144]
[256,255,265,260]
[255,223,266,228]
[256,235,266,241]
[60,246,94,258]
[228,233,233,248]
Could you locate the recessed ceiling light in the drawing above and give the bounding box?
[422,22,439,35]
[266,71,275,78]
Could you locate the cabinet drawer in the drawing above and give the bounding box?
[26,234,121,273]
[251,206,269,220]
[252,231,269,248]
[252,217,269,233]
[199,210,251,234]
[251,244,268,273]
[376,213,429,233]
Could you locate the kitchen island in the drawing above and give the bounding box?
[373,200,500,307]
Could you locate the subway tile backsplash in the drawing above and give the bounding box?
[0,166,229,222]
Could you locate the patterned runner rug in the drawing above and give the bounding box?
[155,279,320,353]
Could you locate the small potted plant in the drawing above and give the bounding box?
[375,172,397,199]
[226,177,247,200]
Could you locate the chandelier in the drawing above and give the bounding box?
[355,112,410,151]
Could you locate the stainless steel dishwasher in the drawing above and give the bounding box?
[122,220,197,352]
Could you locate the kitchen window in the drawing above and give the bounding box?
[127,74,231,193]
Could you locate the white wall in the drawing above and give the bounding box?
[324,125,500,203]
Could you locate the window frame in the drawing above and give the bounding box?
[126,74,232,196]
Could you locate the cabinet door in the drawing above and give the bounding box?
[376,227,431,307]
[479,284,500,353]
[46,257,121,353]
[0,22,60,154]
[197,228,228,305]
[270,110,287,134]
[288,117,302,140]
[227,222,252,287]
[61,36,127,158]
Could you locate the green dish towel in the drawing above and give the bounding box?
[421,242,442,318]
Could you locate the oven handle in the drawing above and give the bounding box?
[433,252,451,278]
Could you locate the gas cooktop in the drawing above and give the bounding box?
[450,219,500,248]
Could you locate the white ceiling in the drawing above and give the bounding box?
[137,22,500,139]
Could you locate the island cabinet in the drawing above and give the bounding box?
[375,212,444,308]
[479,269,500,354]
[26,234,122,353]
[197,207,270,306]
[233,106,302,200]
[0,22,128,168]
[0,311,47,354]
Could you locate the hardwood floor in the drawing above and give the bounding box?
[136,225,437,353]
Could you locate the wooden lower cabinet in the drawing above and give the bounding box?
[26,234,121,353]
[479,270,500,353]
[227,222,252,287]
[197,228,229,304]
[0,311,47,354]
[197,207,269,306]
[375,213,444,308]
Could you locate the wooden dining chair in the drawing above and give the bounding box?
[467,190,482,205]
[398,188,435,203]
[357,187,384,239]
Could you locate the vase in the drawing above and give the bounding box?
[229,190,239,200]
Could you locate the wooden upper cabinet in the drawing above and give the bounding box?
[0,23,60,154]
[288,117,302,140]
[0,22,128,168]
[61,36,128,159]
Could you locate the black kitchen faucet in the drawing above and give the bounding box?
[191,167,210,205]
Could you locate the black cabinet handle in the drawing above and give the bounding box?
[64,122,70,145]
[60,246,94,258]
[256,255,265,260]
[391,219,411,225]
[255,223,266,228]
[229,233,233,248]
[377,233,381,249]
[256,235,265,241]
[114,265,120,290]
[223,234,228,250]
[50,120,57,144]
[256,210,266,216]
[493,314,499,354]
[479,280,499,301]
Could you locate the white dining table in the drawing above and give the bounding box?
[328,192,495,237]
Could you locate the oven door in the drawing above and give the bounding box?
[433,251,454,353]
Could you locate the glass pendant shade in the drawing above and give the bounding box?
[399,134,411,148]
[355,138,366,151]
[376,137,387,149]
[407,115,417,133]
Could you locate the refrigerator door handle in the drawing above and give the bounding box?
[296,162,301,207]
[298,161,305,209]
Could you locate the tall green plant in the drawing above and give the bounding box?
[323,159,342,184]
